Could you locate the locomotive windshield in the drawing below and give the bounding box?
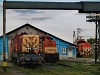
[40,37,53,41]
[47,37,53,40]
[77,39,86,45]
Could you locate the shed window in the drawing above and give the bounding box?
[62,48,67,53]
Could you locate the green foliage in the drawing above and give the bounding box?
[0,66,11,74]
[87,38,95,45]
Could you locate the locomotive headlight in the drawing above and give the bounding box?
[25,47,29,50]
[28,47,30,50]
[25,48,27,50]
[29,47,31,50]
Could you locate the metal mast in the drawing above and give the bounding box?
[3,0,7,72]
[73,31,76,44]
[86,13,100,63]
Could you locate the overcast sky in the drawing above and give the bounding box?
[0,0,99,43]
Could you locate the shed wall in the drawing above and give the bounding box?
[0,25,76,60]
[0,36,8,60]
[51,36,76,60]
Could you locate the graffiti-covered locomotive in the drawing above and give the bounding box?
[76,39,93,57]
[10,33,43,65]
[39,35,59,62]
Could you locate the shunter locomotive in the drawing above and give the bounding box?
[10,33,43,65]
[39,35,59,62]
[76,39,93,57]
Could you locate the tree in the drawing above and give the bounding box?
[87,38,95,45]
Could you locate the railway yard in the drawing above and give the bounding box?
[0,1,100,75]
[0,58,100,75]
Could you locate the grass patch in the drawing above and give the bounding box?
[0,60,99,75]
[0,66,3,73]
[0,66,11,75]
[9,61,100,75]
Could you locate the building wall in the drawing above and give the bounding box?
[0,36,8,60]
[51,36,76,60]
[8,26,45,40]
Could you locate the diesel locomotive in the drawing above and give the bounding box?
[39,35,59,62]
[10,33,43,65]
[76,39,93,57]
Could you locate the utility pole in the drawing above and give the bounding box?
[86,13,100,63]
[98,17,100,61]
[77,28,82,40]
[95,17,98,63]
[77,28,80,40]
[3,0,7,72]
[73,31,76,44]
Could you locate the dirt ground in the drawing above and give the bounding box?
[0,61,27,75]
[66,58,100,63]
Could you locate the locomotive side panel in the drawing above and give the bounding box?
[44,47,57,54]
[11,34,23,62]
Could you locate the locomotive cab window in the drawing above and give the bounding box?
[47,37,53,40]
[77,40,86,44]
[40,37,45,41]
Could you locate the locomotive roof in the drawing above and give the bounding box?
[0,23,76,46]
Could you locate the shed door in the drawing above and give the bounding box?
[68,47,73,57]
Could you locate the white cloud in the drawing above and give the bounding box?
[0,1,96,43]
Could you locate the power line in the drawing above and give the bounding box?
[82,36,95,37]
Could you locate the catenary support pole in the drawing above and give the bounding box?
[95,17,98,63]
[3,0,7,72]
[98,18,100,62]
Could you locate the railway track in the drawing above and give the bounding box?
[0,58,100,75]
